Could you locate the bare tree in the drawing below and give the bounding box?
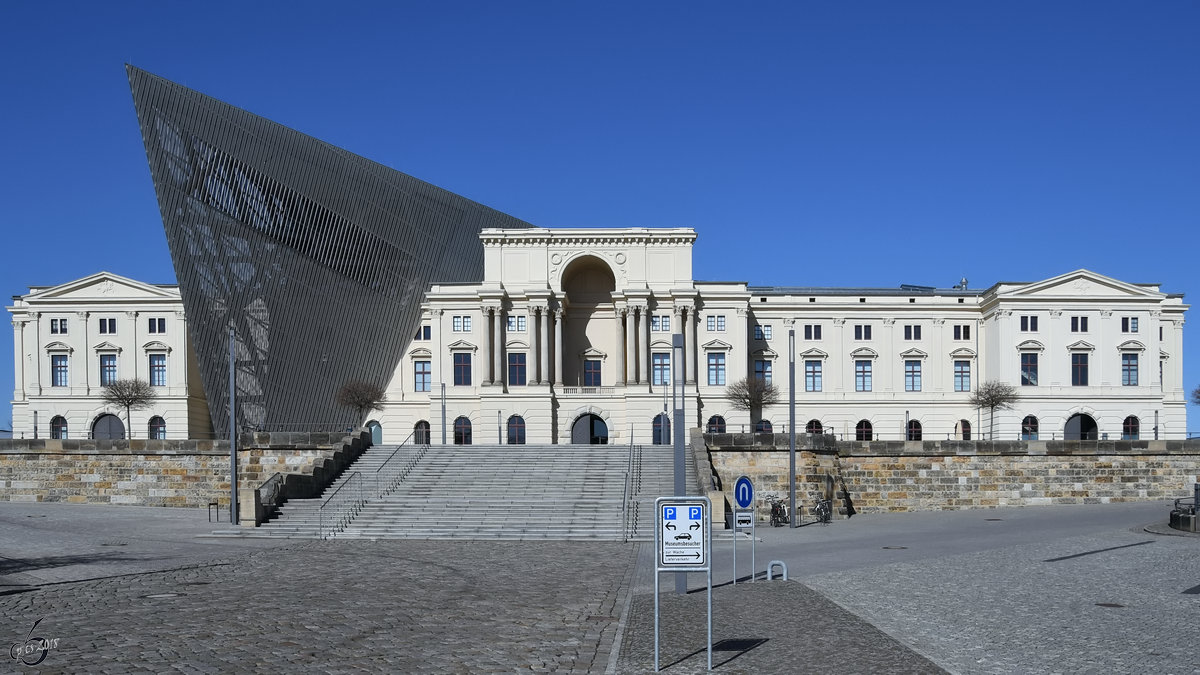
[968,380,1020,440]
[335,380,387,427]
[1191,385,1200,407]
[725,377,780,426]
[102,379,157,439]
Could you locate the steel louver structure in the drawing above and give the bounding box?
[127,65,533,433]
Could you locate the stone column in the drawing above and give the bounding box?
[687,308,698,384]
[615,308,627,386]
[12,320,25,401]
[492,307,503,386]
[536,306,548,384]
[554,308,564,386]
[639,307,650,385]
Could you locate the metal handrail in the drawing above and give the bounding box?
[318,471,364,539]
[257,472,284,519]
[622,431,634,542]
[374,428,427,498]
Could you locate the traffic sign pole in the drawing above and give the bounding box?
[654,496,712,672]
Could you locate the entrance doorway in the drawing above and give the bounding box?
[1064,413,1098,440]
[571,414,609,444]
[652,413,671,444]
[93,414,125,440]
[367,420,382,445]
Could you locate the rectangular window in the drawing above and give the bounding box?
[706,315,726,332]
[416,325,432,340]
[1121,353,1138,386]
[583,359,602,386]
[754,324,772,340]
[707,353,726,386]
[904,360,922,392]
[50,318,67,335]
[651,315,671,332]
[506,316,527,332]
[149,354,167,387]
[148,317,166,334]
[1021,353,1038,386]
[1020,315,1038,332]
[453,353,472,385]
[508,353,527,386]
[99,318,116,334]
[853,325,871,340]
[804,360,822,392]
[953,360,970,392]
[904,325,921,340]
[99,354,118,386]
[1121,317,1138,333]
[452,316,472,332]
[414,360,431,392]
[854,360,872,392]
[953,324,971,340]
[706,316,715,331]
[652,353,670,386]
[51,354,68,387]
[803,324,822,340]
[754,359,772,384]
[1070,316,1088,332]
[1071,353,1089,386]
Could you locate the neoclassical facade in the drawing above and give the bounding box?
[9,272,209,440]
[375,227,1189,445]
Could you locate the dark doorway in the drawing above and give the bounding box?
[367,420,382,445]
[93,414,125,440]
[571,414,609,444]
[653,413,671,445]
[1065,413,1098,440]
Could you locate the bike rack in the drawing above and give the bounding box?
[766,560,788,581]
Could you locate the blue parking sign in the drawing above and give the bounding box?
[664,506,676,520]
[690,507,702,520]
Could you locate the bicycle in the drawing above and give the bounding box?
[810,497,832,524]
[769,499,790,526]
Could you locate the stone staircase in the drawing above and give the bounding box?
[248,441,695,540]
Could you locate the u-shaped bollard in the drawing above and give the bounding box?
[766,560,788,581]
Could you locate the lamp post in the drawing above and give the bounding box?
[789,329,796,528]
[672,333,686,594]
[228,326,238,525]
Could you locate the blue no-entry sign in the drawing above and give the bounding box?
[734,475,754,509]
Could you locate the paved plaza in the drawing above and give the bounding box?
[2,501,1197,673]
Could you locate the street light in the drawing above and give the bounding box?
[789,329,796,528]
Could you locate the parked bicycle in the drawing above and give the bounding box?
[811,496,832,524]
[769,499,790,526]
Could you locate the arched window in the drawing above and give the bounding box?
[805,419,823,435]
[906,420,922,441]
[754,419,773,433]
[1122,416,1139,441]
[1065,413,1097,441]
[507,415,526,445]
[653,413,671,445]
[453,416,472,445]
[706,415,726,434]
[855,420,873,441]
[413,420,431,445]
[957,419,971,441]
[50,416,68,440]
[1021,415,1038,441]
[148,416,166,440]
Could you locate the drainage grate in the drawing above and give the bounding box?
[882,546,908,550]
[1095,603,1125,608]
[985,518,1004,521]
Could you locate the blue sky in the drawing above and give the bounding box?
[2,2,1196,431]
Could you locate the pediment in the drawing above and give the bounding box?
[948,347,977,358]
[1116,340,1145,352]
[92,341,122,353]
[650,338,673,349]
[753,348,779,359]
[702,339,733,351]
[899,348,928,359]
[1160,349,1170,360]
[799,347,828,360]
[849,347,878,359]
[581,347,607,359]
[446,340,478,352]
[44,341,73,353]
[408,347,432,358]
[1066,340,1095,351]
[1016,340,1044,351]
[142,340,172,353]
[31,272,179,302]
[1005,269,1162,300]
[505,339,530,350]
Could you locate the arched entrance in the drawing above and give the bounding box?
[653,413,670,444]
[366,420,382,445]
[93,414,125,440]
[1065,413,1097,440]
[571,414,609,444]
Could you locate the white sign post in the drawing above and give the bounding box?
[654,496,712,671]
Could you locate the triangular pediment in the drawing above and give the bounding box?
[702,339,733,351]
[753,348,779,359]
[93,341,122,353]
[799,347,828,359]
[30,272,180,302]
[1004,269,1162,300]
[849,347,878,359]
[1066,340,1095,351]
[899,348,928,359]
[1160,349,1170,360]
[581,347,607,359]
[1116,340,1145,352]
[44,341,73,353]
[447,340,478,352]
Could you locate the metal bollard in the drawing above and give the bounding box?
[766,560,788,581]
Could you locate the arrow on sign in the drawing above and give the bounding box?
[666,552,702,560]
[665,522,676,530]
[689,522,700,530]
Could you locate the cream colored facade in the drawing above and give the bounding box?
[377,228,1189,444]
[8,272,210,440]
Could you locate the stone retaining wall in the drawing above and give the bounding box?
[0,431,369,514]
[705,434,1200,520]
